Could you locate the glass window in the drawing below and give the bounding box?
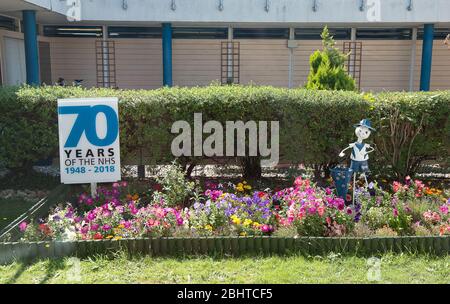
[356,28,412,40]
[108,27,161,38]
[417,28,450,40]
[43,26,103,38]
[0,15,16,31]
[234,28,289,39]
[295,28,351,40]
[172,27,227,39]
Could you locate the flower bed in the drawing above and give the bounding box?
[16,168,450,242]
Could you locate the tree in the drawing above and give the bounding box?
[306,26,356,91]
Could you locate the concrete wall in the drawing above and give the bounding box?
[37,0,450,24]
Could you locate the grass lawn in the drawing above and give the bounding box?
[0,198,37,231]
[0,253,449,284]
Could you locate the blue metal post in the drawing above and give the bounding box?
[420,24,434,91]
[162,23,173,86]
[22,10,40,85]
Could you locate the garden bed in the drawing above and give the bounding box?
[1,235,449,265]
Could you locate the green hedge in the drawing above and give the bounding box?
[0,85,449,178]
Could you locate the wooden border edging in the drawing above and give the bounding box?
[0,236,449,264]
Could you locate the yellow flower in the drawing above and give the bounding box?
[204,224,213,231]
[231,215,241,225]
[243,219,253,227]
[252,222,261,228]
[114,236,123,240]
[106,235,113,239]
[240,232,247,236]
[117,224,125,229]
[243,181,247,184]
[244,185,252,190]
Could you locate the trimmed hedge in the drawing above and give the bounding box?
[0,85,449,178]
[1,236,449,264]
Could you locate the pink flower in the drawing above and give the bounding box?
[121,220,132,229]
[86,212,96,221]
[121,181,128,187]
[393,181,402,193]
[393,208,399,217]
[260,224,272,233]
[86,198,93,205]
[112,182,120,188]
[116,206,125,214]
[317,206,325,217]
[440,204,449,215]
[90,224,99,231]
[294,176,303,187]
[102,224,112,231]
[346,207,353,215]
[19,221,28,232]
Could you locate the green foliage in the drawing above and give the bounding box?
[0,85,448,179]
[155,162,196,207]
[305,27,356,91]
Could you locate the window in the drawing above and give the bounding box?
[43,26,103,38]
[0,15,16,31]
[356,28,412,40]
[417,28,450,40]
[108,27,161,38]
[295,28,351,40]
[233,28,289,39]
[173,27,227,39]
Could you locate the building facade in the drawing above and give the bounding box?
[0,0,449,91]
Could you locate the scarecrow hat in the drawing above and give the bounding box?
[353,119,376,131]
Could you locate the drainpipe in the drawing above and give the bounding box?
[409,27,417,91]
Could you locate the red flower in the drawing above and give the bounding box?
[93,232,103,240]
[38,224,52,235]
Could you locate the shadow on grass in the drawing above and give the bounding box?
[39,258,67,284]
[4,260,32,284]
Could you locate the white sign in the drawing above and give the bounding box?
[57,97,121,184]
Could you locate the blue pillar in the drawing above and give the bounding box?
[420,24,434,91]
[22,10,40,85]
[162,23,173,86]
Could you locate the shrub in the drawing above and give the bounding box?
[0,85,448,179]
[156,162,196,207]
[305,27,356,91]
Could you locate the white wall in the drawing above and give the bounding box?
[35,0,450,24]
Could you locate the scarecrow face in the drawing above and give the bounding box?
[355,126,371,140]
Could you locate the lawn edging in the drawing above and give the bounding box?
[1,235,449,264]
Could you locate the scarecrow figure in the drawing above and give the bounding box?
[338,119,375,204]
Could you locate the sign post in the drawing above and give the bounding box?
[57,97,121,191]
